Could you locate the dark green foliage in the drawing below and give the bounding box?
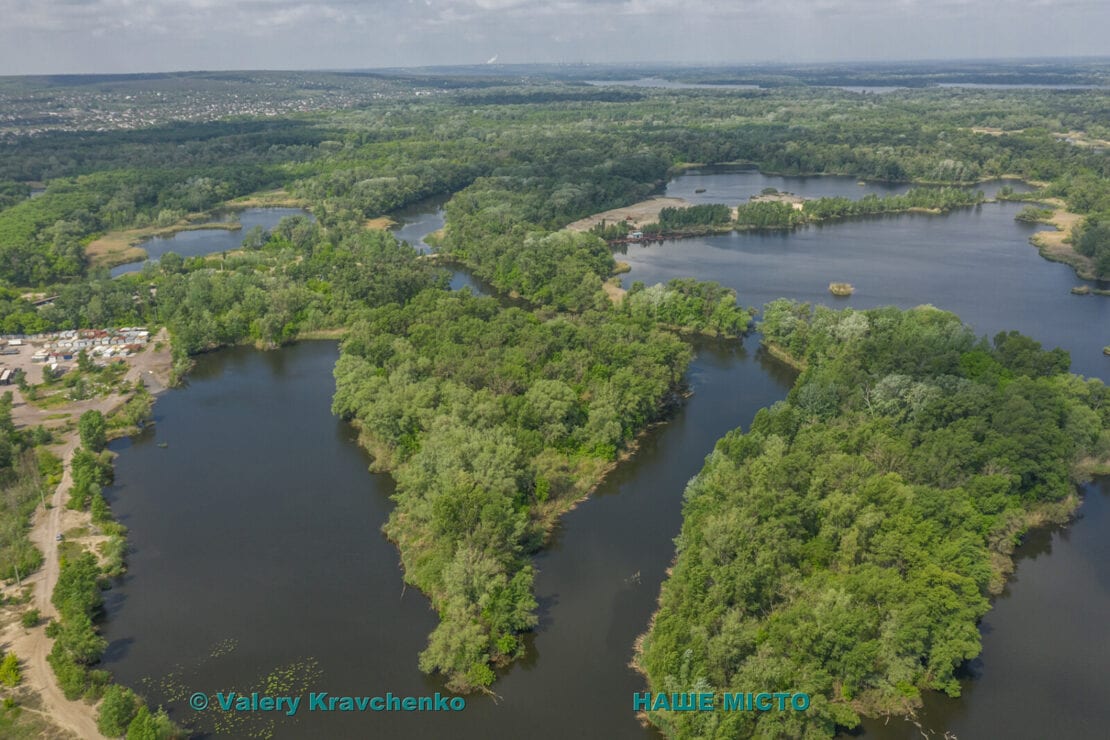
[640,305,1109,738]
[1074,216,1110,277]
[733,200,806,228]
[440,186,624,311]
[333,289,692,688]
[802,187,983,220]
[0,181,30,211]
[4,83,1108,287]
[644,204,733,234]
[1015,205,1055,223]
[2,222,440,351]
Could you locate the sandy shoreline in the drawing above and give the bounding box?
[565,196,692,232]
[1028,199,1099,280]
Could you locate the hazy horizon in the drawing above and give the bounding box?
[2,0,1108,76]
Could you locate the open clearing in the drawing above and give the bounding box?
[565,196,692,232]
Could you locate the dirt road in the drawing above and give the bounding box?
[1,328,173,738]
[3,434,104,739]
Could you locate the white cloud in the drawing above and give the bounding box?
[0,0,1106,73]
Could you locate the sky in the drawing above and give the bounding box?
[0,0,1107,75]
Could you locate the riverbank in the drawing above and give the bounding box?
[86,219,242,270]
[565,196,693,232]
[224,188,308,209]
[632,307,1110,738]
[1029,199,1101,280]
[0,331,173,738]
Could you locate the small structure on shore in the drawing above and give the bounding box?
[829,282,855,296]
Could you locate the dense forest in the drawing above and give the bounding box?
[637,304,1110,738]
[0,74,1108,730]
[3,83,1109,287]
[331,290,704,688]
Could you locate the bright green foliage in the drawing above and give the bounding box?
[639,304,1110,738]
[0,652,22,687]
[78,410,108,452]
[0,451,46,584]
[68,447,112,511]
[47,552,108,699]
[98,684,142,737]
[622,279,755,337]
[125,706,157,740]
[333,289,693,688]
[52,552,104,623]
[123,704,180,740]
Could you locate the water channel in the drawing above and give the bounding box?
[102,171,1109,739]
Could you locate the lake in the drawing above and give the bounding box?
[101,176,1109,739]
[109,208,312,278]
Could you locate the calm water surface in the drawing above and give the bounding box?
[390,196,489,295]
[102,338,790,739]
[103,175,1109,739]
[110,208,311,277]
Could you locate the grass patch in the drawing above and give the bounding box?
[57,540,85,562]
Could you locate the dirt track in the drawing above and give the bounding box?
[1,329,173,737]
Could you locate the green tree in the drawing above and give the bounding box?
[78,410,107,452]
[97,684,141,737]
[125,705,157,740]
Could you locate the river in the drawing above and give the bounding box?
[101,173,1108,739]
[389,196,489,295]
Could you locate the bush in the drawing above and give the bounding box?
[98,684,142,737]
[0,652,22,687]
[46,644,88,700]
[20,608,40,628]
